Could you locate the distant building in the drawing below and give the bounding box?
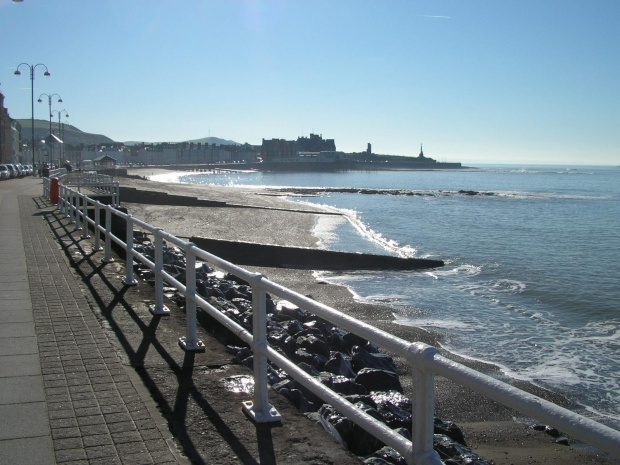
[92,155,117,167]
[82,145,130,165]
[297,133,336,152]
[261,134,336,161]
[0,90,21,164]
[261,138,298,161]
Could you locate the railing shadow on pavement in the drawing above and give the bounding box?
[39,199,264,465]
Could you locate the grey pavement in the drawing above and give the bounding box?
[0,177,186,465]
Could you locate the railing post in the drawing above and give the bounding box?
[93,202,103,252]
[74,194,82,231]
[124,215,138,286]
[114,181,120,207]
[149,229,170,316]
[178,243,204,351]
[81,194,90,239]
[406,343,442,465]
[64,187,71,219]
[69,190,76,223]
[102,206,114,263]
[58,185,65,215]
[243,275,282,423]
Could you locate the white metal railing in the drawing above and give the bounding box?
[51,184,620,464]
[44,173,120,207]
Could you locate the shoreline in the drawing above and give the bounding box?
[120,168,618,464]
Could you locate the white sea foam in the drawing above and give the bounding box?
[149,172,185,183]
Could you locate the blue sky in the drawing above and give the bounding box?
[1,0,619,165]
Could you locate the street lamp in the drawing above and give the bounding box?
[52,109,69,164]
[14,63,50,172]
[38,93,62,168]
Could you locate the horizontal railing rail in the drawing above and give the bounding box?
[45,173,120,207]
[50,181,620,465]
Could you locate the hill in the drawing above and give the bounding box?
[16,119,241,148]
[16,119,115,147]
[123,137,240,146]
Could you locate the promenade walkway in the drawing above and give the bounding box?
[0,177,361,465]
[0,177,186,465]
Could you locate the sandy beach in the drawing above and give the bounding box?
[120,167,618,464]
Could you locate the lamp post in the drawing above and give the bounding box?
[38,93,62,168]
[52,109,69,165]
[14,64,51,173]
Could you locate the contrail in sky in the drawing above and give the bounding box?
[417,15,451,19]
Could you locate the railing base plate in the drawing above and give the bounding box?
[124,278,138,286]
[242,401,282,423]
[149,304,170,316]
[178,337,205,352]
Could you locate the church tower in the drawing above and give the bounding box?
[418,144,425,159]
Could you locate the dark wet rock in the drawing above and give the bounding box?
[231,298,252,313]
[434,418,466,446]
[545,425,560,438]
[531,423,547,431]
[298,362,321,377]
[344,394,377,409]
[370,391,411,411]
[293,348,327,369]
[233,346,252,363]
[363,446,406,464]
[347,402,388,456]
[343,332,370,352]
[324,352,356,378]
[267,366,289,385]
[319,374,367,396]
[240,355,253,369]
[352,346,398,374]
[225,284,252,300]
[223,272,249,286]
[197,279,227,299]
[372,392,412,429]
[317,403,386,456]
[317,404,355,447]
[433,434,492,464]
[276,387,318,414]
[297,335,330,358]
[276,300,306,321]
[328,329,349,353]
[303,319,332,338]
[280,319,304,337]
[207,296,238,313]
[556,437,570,446]
[274,379,322,413]
[293,327,325,339]
[267,330,297,355]
[355,368,403,394]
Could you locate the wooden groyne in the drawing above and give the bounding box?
[190,237,443,270]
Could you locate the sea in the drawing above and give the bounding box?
[152,165,620,428]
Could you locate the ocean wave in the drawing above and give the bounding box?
[298,199,420,259]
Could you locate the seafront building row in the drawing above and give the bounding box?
[2,91,454,169]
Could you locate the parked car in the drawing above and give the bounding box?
[6,164,18,179]
[0,164,9,180]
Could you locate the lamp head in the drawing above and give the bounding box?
[37,98,42,103]
[14,70,21,76]
[44,71,50,77]
[57,98,62,103]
